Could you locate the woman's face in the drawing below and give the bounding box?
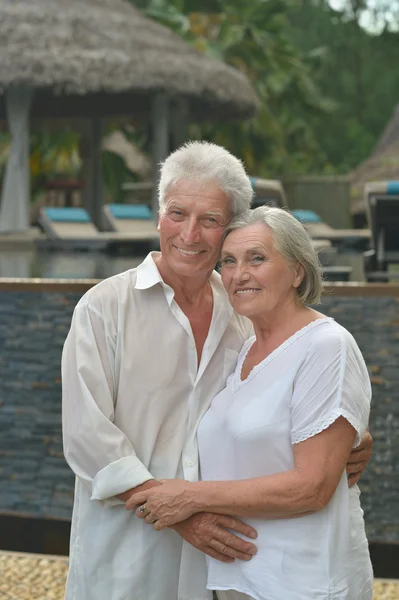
[220,223,303,318]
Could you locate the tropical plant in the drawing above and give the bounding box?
[0,128,81,202]
[288,0,399,173]
[129,0,335,175]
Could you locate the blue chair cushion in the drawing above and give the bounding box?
[44,207,91,223]
[249,177,257,189]
[291,209,322,223]
[387,181,399,195]
[108,204,152,220]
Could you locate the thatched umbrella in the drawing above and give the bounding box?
[350,104,399,217]
[0,0,258,232]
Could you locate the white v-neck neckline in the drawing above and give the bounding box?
[234,317,333,391]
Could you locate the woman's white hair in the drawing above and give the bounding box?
[225,206,323,305]
[158,141,253,217]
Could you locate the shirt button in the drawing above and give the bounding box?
[187,460,193,467]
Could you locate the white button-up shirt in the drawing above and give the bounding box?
[62,252,252,600]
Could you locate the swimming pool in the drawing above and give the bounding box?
[0,250,147,279]
[0,248,367,281]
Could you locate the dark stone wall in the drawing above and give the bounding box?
[318,294,399,542]
[0,292,80,519]
[0,288,398,542]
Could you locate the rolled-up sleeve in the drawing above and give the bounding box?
[62,301,154,507]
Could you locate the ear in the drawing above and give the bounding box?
[293,263,305,289]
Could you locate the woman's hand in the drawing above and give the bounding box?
[125,479,198,530]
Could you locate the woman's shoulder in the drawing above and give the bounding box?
[307,318,362,362]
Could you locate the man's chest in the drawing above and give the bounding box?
[111,300,248,404]
[187,310,213,365]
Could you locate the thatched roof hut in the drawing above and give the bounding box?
[372,104,399,157]
[350,104,399,216]
[0,0,258,121]
[0,0,259,233]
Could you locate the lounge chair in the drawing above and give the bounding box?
[249,178,370,245]
[290,208,370,245]
[37,207,109,251]
[103,204,159,242]
[248,179,332,250]
[250,178,287,208]
[363,181,399,281]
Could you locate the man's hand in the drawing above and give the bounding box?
[347,430,373,486]
[172,512,257,563]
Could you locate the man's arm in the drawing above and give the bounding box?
[347,429,373,486]
[62,302,155,506]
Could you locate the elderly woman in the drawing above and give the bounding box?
[128,206,373,600]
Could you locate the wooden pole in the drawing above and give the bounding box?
[0,86,33,233]
[83,117,104,230]
[170,98,189,151]
[151,94,169,224]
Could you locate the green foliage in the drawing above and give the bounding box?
[0,128,81,202]
[0,132,10,182]
[288,0,399,173]
[128,0,399,176]
[4,0,395,203]
[130,0,335,175]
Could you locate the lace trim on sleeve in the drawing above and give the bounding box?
[291,408,362,448]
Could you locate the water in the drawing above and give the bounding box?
[0,250,147,279]
[0,248,367,280]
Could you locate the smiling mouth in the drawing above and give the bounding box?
[175,247,203,256]
[235,288,261,295]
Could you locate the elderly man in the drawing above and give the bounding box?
[62,141,371,600]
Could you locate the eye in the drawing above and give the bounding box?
[168,209,184,220]
[202,216,221,228]
[220,257,235,266]
[251,255,264,263]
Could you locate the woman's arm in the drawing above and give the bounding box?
[127,416,356,528]
[193,416,356,518]
[127,329,370,529]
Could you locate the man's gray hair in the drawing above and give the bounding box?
[225,206,323,305]
[158,141,253,217]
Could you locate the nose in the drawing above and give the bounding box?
[233,261,250,283]
[180,216,201,244]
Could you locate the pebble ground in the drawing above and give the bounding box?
[0,550,398,599]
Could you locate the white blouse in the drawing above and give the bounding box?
[198,318,373,600]
[62,252,252,600]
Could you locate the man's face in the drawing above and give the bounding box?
[157,179,232,280]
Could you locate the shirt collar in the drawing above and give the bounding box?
[209,269,233,321]
[134,253,230,310]
[134,252,165,290]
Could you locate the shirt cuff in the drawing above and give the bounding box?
[91,455,154,507]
